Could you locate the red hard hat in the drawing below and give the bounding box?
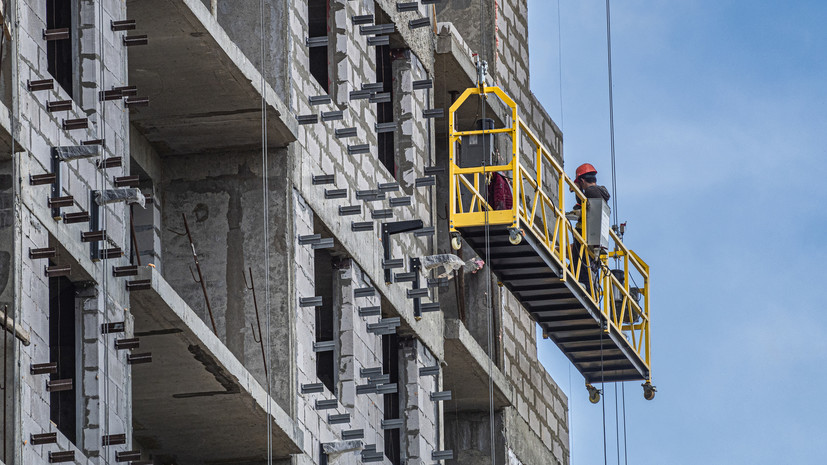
[575,163,597,181]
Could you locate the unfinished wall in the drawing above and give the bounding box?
[12,0,137,462]
[216,0,290,103]
[159,148,294,413]
[289,0,443,357]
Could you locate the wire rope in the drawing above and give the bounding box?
[622,382,628,465]
[476,2,497,465]
[614,383,620,464]
[95,1,113,461]
[258,0,273,464]
[604,0,618,227]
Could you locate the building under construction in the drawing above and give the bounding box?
[0,0,653,464]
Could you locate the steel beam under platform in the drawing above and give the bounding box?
[457,225,649,384]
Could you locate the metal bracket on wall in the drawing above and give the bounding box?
[351,222,374,232]
[123,35,148,46]
[102,433,127,446]
[125,279,151,292]
[114,338,140,350]
[354,287,376,298]
[300,296,324,308]
[343,429,365,440]
[381,220,423,283]
[396,2,418,12]
[48,451,75,463]
[30,363,57,375]
[328,413,350,424]
[347,144,370,156]
[432,450,455,461]
[409,17,431,29]
[372,209,393,220]
[27,79,54,92]
[325,189,348,200]
[301,383,324,394]
[335,127,358,138]
[413,79,433,90]
[46,379,72,392]
[312,174,335,185]
[111,19,136,31]
[115,450,142,462]
[359,306,381,317]
[127,353,152,365]
[28,247,56,260]
[419,365,440,377]
[352,14,373,25]
[315,399,339,410]
[30,432,57,445]
[381,419,404,430]
[112,265,138,277]
[101,322,126,334]
[367,36,389,47]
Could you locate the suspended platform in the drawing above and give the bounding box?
[448,87,652,386]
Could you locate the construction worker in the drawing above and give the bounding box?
[567,163,610,292]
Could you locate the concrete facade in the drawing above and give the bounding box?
[0,0,570,464]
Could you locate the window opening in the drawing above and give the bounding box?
[46,0,73,97]
[314,248,335,392]
[382,333,401,465]
[48,275,77,444]
[308,0,330,92]
[376,44,395,175]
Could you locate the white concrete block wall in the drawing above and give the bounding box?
[294,190,440,464]
[12,0,136,462]
[290,0,442,352]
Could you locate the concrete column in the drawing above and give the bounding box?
[399,338,439,465]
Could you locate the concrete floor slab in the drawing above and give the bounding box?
[435,23,508,133]
[442,318,513,412]
[129,266,301,463]
[125,0,297,156]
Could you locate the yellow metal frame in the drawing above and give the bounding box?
[448,86,651,380]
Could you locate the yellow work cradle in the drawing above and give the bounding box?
[447,86,653,398]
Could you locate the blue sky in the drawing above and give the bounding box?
[526,1,827,463]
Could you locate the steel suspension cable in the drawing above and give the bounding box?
[604,0,618,227]
[477,1,497,465]
[259,1,272,463]
[622,382,629,465]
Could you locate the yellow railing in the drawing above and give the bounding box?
[448,86,651,379]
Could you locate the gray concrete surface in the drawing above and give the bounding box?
[125,0,296,156]
[130,265,302,463]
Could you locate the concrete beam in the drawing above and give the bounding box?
[434,22,508,132]
[443,318,512,412]
[129,266,302,463]
[125,0,297,156]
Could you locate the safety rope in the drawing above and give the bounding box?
[622,382,629,464]
[96,1,112,461]
[605,0,618,227]
[477,2,497,465]
[259,0,273,462]
[600,322,607,465]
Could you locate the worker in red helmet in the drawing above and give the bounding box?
[568,163,610,292]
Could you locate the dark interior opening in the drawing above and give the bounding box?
[382,333,401,465]
[314,248,335,393]
[49,275,77,444]
[376,44,395,175]
[46,0,73,97]
[308,0,330,92]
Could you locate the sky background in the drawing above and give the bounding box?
[525,1,827,464]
